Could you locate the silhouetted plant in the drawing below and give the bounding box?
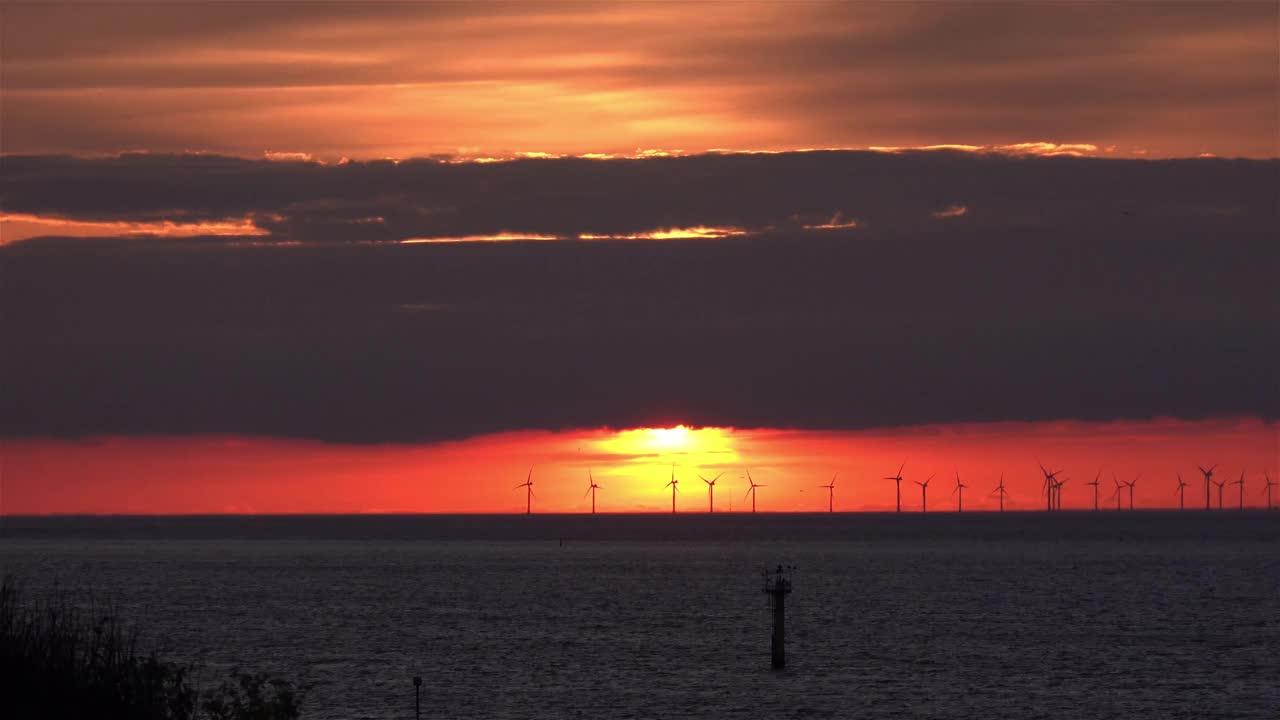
[1,576,302,719]
[202,670,302,720]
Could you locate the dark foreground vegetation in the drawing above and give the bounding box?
[0,576,302,719]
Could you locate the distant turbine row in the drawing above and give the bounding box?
[513,464,1277,514]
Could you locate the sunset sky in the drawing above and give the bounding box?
[1,1,1276,514]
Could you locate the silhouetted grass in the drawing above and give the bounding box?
[0,575,300,719]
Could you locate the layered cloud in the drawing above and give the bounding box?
[2,2,1276,159]
[2,149,1276,443]
[3,150,1276,244]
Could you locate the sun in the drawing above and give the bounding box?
[647,425,692,450]
[596,425,737,465]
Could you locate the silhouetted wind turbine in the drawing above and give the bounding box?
[820,473,837,513]
[665,464,679,514]
[953,471,967,512]
[1039,464,1061,512]
[1212,476,1226,510]
[1175,472,1189,511]
[585,469,601,514]
[699,472,724,513]
[1124,475,1139,511]
[744,468,765,513]
[516,467,535,515]
[1198,465,1216,511]
[1232,471,1245,510]
[884,462,906,513]
[1108,475,1123,511]
[991,473,1008,512]
[1053,477,1068,511]
[1263,473,1276,510]
[1086,471,1102,512]
[915,473,935,513]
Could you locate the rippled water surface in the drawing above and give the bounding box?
[3,513,1278,719]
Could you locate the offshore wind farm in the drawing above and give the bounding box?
[511,461,1279,515]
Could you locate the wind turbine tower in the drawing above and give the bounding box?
[992,473,1008,512]
[820,473,837,513]
[585,469,601,514]
[884,462,906,512]
[915,473,935,513]
[516,467,535,515]
[1175,472,1189,511]
[1039,465,1062,512]
[1124,475,1139,511]
[665,464,679,514]
[699,472,724,513]
[1109,475,1123,511]
[953,471,967,512]
[1086,471,1102,512]
[1232,471,1246,510]
[744,468,765,513]
[1212,476,1226,510]
[1264,473,1277,511]
[1198,465,1216,511]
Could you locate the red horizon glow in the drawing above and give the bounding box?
[2,418,1274,515]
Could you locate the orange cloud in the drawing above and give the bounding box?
[2,4,1274,159]
[0,212,266,244]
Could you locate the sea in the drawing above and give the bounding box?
[2,512,1278,720]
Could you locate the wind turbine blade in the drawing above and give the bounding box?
[713,472,724,483]
[897,462,906,477]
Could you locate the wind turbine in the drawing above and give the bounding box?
[1232,471,1246,510]
[1108,474,1123,511]
[665,464,679,514]
[1212,476,1226,510]
[744,468,765,513]
[515,467,535,515]
[585,469,601,514]
[819,473,837,513]
[991,473,1008,512]
[698,472,724,513]
[1053,477,1069,511]
[1086,471,1102,512]
[1039,464,1061,512]
[953,471,967,512]
[1175,472,1189,511]
[1263,472,1276,511]
[915,473,935,513]
[1198,465,1216,511]
[1124,475,1140,511]
[884,462,906,513]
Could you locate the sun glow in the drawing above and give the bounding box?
[597,425,737,463]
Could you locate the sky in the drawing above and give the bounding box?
[1,1,1277,514]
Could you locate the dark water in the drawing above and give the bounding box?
[3,513,1278,719]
